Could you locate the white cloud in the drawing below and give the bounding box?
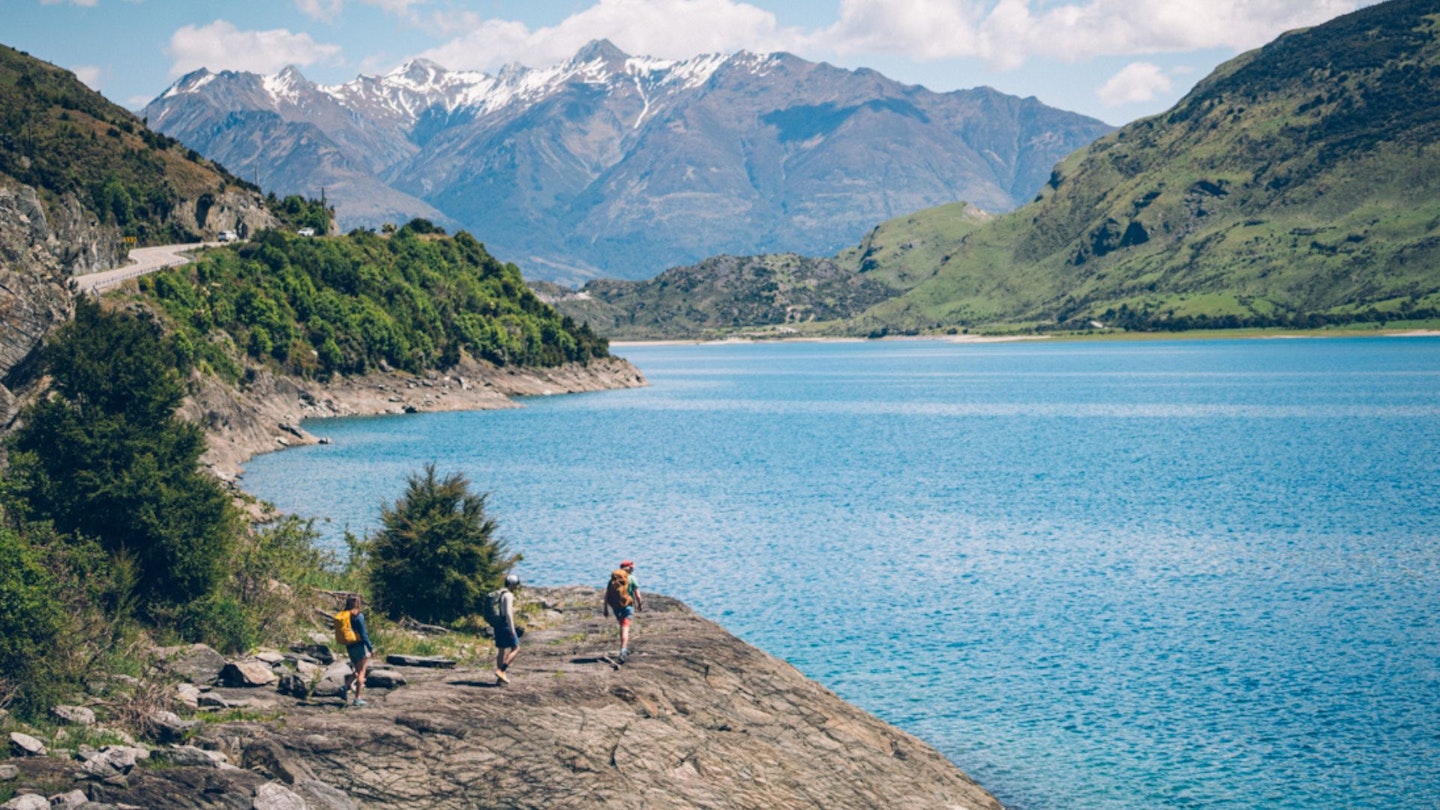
[296,0,344,22]
[40,0,99,6]
[418,0,804,72]
[70,64,104,91]
[166,20,343,77]
[819,0,1365,68]
[403,0,1368,77]
[1097,61,1172,107]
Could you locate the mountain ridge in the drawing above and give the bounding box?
[143,40,1113,283]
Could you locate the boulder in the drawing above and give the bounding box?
[158,644,227,685]
[276,672,310,699]
[220,660,278,688]
[0,794,47,810]
[0,764,15,780]
[8,732,46,757]
[46,789,87,808]
[254,651,286,666]
[175,683,202,710]
[253,782,306,810]
[310,663,352,698]
[364,669,406,689]
[75,744,146,777]
[51,705,96,726]
[146,710,198,744]
[293,641,335,664]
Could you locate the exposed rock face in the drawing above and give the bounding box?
[0,183,114,423]
[168,188,279,240]
[0,588,1001,808]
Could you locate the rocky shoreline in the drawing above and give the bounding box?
[1,587,1001,809]
[182,355,648,479]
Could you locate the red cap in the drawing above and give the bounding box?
[620,560,634,569]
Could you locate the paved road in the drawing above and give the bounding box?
[71,242,219,295]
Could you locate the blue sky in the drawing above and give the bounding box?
[7,0,1376,125]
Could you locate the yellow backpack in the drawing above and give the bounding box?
[334,610,359,645]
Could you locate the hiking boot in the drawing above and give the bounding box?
[352,698,368,708]
[619,647,630,663]
[495,669,510,685]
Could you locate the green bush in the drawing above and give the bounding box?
[366,464,520,624]
[0,522,121,718]
[5,298,240,616]
[0,524,66,712]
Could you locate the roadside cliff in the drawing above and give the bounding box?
[0,587,1001,809]
[0,183,117,424]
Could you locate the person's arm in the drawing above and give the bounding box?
[355,612,375,654]
[503,591,517,635]
[633,581,643,612]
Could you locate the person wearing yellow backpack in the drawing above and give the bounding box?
[335,594,376,707]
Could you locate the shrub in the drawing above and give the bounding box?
[366,464,520,624]
[4,298,240,616]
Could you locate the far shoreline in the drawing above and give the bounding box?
[610,326,1440,348]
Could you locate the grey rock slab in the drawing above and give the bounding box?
[8,732,46,757]
[252,782,306,810]
[156,745,229,768]
[221,660,279,688]
[51,705,96,726]
[0,794,48,810]
[364,668,406,689]
[157,643,227,685]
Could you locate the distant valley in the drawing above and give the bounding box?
[142,40,1112,284]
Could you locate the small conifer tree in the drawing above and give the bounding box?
[367,464,519,624]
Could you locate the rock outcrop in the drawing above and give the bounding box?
[0,588,1001,808]
[0,183,116,423]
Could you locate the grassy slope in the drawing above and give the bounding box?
[0,43,256,244]
[861,0,1440,332]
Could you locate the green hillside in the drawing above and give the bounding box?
[134,221,610,381]
[859,0,1440,332]
[0,44,261,244]
[538,253,896,340]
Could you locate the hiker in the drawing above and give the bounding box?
[337,594,376,707]
[602,560,643,661]
[493,574,522,685]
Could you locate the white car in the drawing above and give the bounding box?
[297,227,316,237]
[217,231,238,242]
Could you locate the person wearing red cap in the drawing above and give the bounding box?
[602,560,643,662]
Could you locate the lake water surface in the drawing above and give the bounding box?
[242,337,1440,809]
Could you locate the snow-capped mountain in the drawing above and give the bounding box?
[144,40,1113,282]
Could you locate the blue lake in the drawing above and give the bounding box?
[242,337,1440,809]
